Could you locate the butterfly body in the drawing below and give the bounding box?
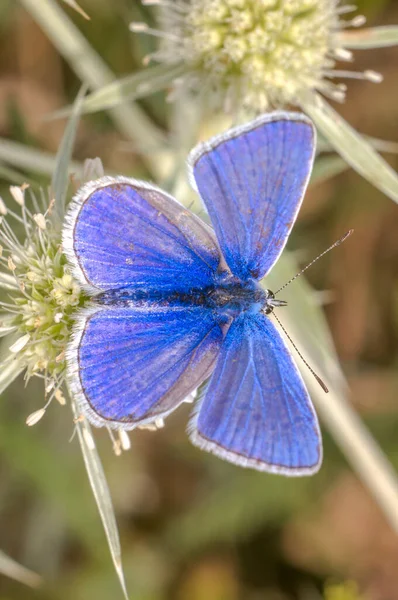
[63,112,323,476]
[96,273,270,325]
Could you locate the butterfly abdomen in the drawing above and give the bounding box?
[96,287,210,308]
[97,276,267,320]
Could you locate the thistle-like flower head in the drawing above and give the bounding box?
[136,0,379,111]
[0,185,84,416]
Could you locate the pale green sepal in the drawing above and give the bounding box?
[303,91,398,203]
[71,399,129,600]
[337,26,398,48]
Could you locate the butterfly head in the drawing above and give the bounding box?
[262,290,287,315]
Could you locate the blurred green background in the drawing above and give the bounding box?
[1,1,398,599]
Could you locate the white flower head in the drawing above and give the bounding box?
[136,0,381,112]
[0,184,84,408]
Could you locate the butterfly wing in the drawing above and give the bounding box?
[188,112,315,281]
[68,305,222,429]
[62,176,221,294]
[189,313,322,475]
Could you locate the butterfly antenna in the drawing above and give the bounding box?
[274,229,353,296]
[271,311,329,393]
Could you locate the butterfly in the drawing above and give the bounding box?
[62,111,322,476]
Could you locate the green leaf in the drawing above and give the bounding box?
[302,91,398,203]
[311,154,348,185]
[51,62,186,118]
[0,549,42,588]
[72,399,129,600]
[0,138,83,178]
[317,133,398,155]
[337,25,398,48]
[62,0,90,20]
[0,162,25,184]
[20,0,166,178]
[51,85,86,224]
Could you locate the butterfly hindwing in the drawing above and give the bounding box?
[188,112,315,281]
[62,176,221,294]
[190,313,322,475]
[68,305,223,429]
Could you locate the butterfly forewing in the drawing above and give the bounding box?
[62,176,221,294]
[188,112,315,281]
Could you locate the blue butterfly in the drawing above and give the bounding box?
[63,111,322,476]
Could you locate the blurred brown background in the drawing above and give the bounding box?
[0,1,398,599]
